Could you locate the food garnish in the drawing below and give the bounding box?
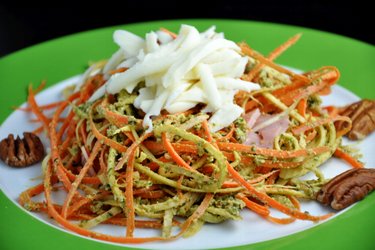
[0,132,44,167]
[316,168,375,210]
[336,99,375,140]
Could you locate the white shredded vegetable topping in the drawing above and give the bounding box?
[89,25,260,132]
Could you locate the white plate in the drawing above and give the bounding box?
[0,75,374,250]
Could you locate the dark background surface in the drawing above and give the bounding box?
[0,1,373,58]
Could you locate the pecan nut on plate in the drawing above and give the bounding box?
[0,132,45,167]
[337,99,375,140]
[316,168,375,210]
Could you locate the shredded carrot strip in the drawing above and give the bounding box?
[237,194,270,217]
[19,182,47,209]
[217,142,330,158]
[265,215,296,224]
[61,141,102,218]
[226,162,332,221]
[201,120,213,142]
[125,147,137,237]
[240,43,310,83]
[268,33,302,61]
[160,27,177,39]
[144,140,329,159]
[101,104,141,129]
[162,132,193,170]
[305,130,318,143]
[109,67,127,75]
[32,125,45,134]
[334,148,364,168]
[244,33,302,81]
[89,109,127,153]
[114,132,152,171]
[265,171,279,185]
[292,115,352,136]
[15,101,64,112]
[222,124,235,141]
[61,166,102,185]
[50,100,77,191]
[27,84,51,132]
[66,197,92,217]
[297,98,307,117]
[323,106,340,117]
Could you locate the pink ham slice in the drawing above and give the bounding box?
[244,109,289,148]
[244,108,261,129]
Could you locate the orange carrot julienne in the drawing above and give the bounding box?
[79,121,88,146]
[222,124,235,141]
[56,112,75,142]
[162,132,193,170]
[217,142,330,158]
[89,109,127,153]
[109,67,127,75]
[134,190,165,199]
[160,27,177,39]
[101,105,142,129]
[171,193,214,239]
[99,146,108,175]
[49,101,76,190]
[288,195,301,210]
[248,170,280,184]
[27,84,51,132]
[305,130,318,143]
[265,215,296,224]
[268,33,302,61]
[222,170,281,189]
[33,80,46,94]
[240,43,310,83]
[19,182,49,210]
[323,106,340,117]
[29,117,65,123]
[270,80,329,109]
[201,120,213,142]
[15,101,64,112]
[66,197,92,217]
[317,86,332,95]
[32,125,45,134]
[221,181,240,188]
[334,148,364,168]
[114,132,152,171]
[297,98,307,117]
[265,171,279,185]
[60,166,102,185]
[61,141,102,218]
[237,194,270,217]
[244,33,302,81]
[144,140,329,160]
[292,115,352,136]
[125,146,136,237]
[56,92,81,141]
[226,162,332,221]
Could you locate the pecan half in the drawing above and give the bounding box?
[316,168,375,210]
[337,99,375,140]
[0,132,45,167]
